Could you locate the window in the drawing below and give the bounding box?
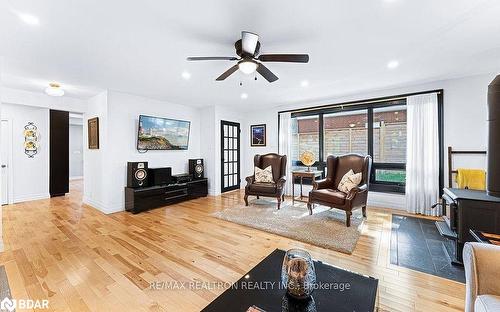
[373,105,406,163]
[371,105,407,190]
[323,110,368,158]
[290,100,408,193]
[291,115,319,170]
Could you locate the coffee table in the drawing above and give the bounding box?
[202,249,378,312]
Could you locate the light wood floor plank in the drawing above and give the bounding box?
[0,180,465,311]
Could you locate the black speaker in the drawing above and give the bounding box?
[127,162,149,188]
[189,159,204,179]
[149,167,172,186]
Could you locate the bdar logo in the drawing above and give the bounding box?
[0,297,15,312]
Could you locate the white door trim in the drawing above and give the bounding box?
[1,119,14,205]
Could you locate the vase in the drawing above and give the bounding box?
[281,249,317,300]
[281,294,316,312]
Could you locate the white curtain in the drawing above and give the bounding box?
[406,93,441,216]
[279,112,293,195]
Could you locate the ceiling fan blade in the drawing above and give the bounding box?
[216,64,239,81]
[256,63,278,83]
[187,56,238,61]
[241,31,259,55]
[258,54,309,63]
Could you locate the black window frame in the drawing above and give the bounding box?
[281,90,444,195]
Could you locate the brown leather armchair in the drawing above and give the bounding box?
[307,154,372,227]
[245,153,287,209]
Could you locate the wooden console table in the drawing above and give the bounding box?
[291,170,322,204]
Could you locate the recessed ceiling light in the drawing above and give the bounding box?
[301,80,309,87]
[240,93,248,99]
[387,60,399,69]
[181,71,191,80]
[18,13,39,26]
[45,83,64,97]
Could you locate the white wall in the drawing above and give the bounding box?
[1,87,86,113]
[0,57,3,251]
[0,103,50,203]
[0,88,87,204]
[83,90,202,213]
[213,107,246,195]
[199,106,217,194]
[198,105,247,196]
[83,91,109,212]
[241,72,496,210]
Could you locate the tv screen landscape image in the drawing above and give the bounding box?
[137,115,190,150]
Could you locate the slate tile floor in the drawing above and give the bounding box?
[390,215,465,283]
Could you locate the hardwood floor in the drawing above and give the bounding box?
[0,180,465,311]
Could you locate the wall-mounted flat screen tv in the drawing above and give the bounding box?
[137,115,190,150]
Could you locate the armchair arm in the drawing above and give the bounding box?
[312,178,333,190]
[346,184,368,201]
[245,175,255,186]
[276,176,286,188]
[463,242,500,312]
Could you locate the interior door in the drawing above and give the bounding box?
[49,110,69,197]
[1,120,10,205]
[221,120,240,193]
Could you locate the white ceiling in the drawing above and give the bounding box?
[1,0,500,111]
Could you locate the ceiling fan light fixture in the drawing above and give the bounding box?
[45,83,65,97]
[238,60,258,74]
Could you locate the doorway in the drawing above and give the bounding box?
[69,113,84,194]
[1,120,12,205]
[69,122,83,179]
[221,120,241,193]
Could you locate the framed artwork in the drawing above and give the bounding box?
[88,117,99,149]
[24,122,39,158]
[250,124,266,146]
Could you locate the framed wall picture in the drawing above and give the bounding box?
[88,117,99,149]
[250,124,266,146]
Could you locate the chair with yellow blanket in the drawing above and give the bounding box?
[456,168,486,190]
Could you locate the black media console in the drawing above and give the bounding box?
[125,178,208,213]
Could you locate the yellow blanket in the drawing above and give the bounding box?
[456,168,486,190]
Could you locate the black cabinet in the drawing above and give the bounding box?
[438,188,500,263]
[125,179,208,213]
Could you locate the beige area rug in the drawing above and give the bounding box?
[211,198,365,254]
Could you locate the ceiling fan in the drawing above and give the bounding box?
[186,31,309,83]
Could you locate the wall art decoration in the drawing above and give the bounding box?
[24,122,39,158]
[88,117,99,149]
[250,124,266,146]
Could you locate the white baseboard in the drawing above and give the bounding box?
[83,197,110,214]
[70,176,83,181]
[83,196,124,214]
[13,193,50,203]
